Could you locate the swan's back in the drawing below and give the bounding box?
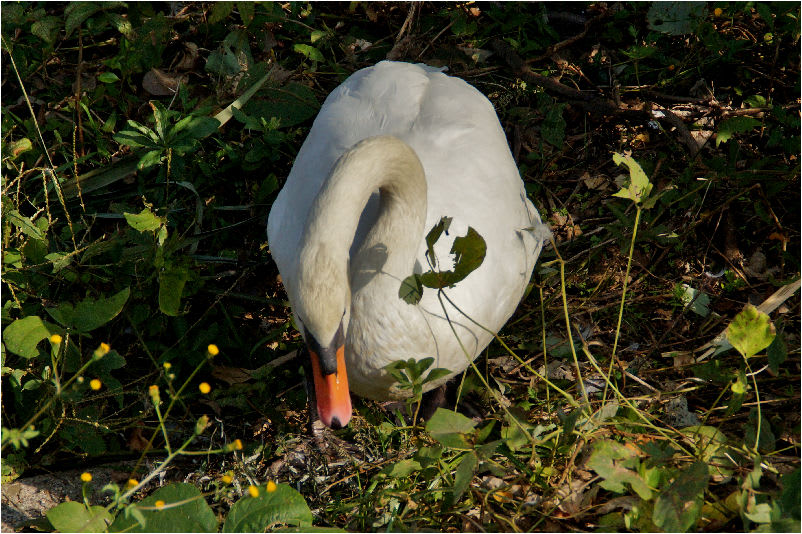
[268,61,549,400]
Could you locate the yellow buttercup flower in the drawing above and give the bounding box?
[155,500,165,509]
[233,439,243,450]
[126,479,138,489]
[80,472,92,482]
[90,379,102,391]
[199,382,211,394]
[248,485,260,498]
[266,480,277,493]
[50,334,63,344]
[221,475,233,484]
[207,344,219,356]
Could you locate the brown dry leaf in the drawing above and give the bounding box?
[212,365,254,385]
[142,68,187,96]
[126,424,150,452]
[581,172,608,191]
[174,42,199,70]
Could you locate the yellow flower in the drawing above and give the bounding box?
[80,472,92,482]
[199,382,211,394]
[233,439,243,450]
[155,500,165,509]
[149,385,160,403]
[248,485,260,498]
[163,362,172,370]
[90,379,102,391]
[100,342,111,353]
[221,474,233,484]
[266,480,277,493]
[126,478,139,489]
[207,344,220,356]
[713,7,723,17]
[50,334,63,344]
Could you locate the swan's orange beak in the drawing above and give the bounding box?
[308,336,352,429]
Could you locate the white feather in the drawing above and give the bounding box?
[267,61,550,401]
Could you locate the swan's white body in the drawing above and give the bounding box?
[268,61,549,408]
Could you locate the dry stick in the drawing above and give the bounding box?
[525,11,609,65]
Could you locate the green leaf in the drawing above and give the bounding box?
[450,227,487,283]
[114,124,160,149]
[46,288,130,333]
[65,2,106,36]
[779,468,801,520]
[124,208,166,233]
[652,461,709,532]
[109,483,217,533]
[425,216,452,267]
[223,484,313,532]
[137,149,165,169]
[398,274,423,304]
[293,44,324,62]
[47,501,112,533]
[209,2,234,23]
[9,138,33,157]
[244,82,319,129]
[2,316,60,359]
[716,116,761,147]
[159,266,189,316]
[726,305,776,358]
[766,333,788,374]
[31,16,60,44]
[179,116,220,141]
[6,210,45,241]
[612,153,653,204]
[237,1,254,24]
[379,459,422,479]
[98,72,120,83]
[447,451,478,506]
[725,370,747,417]
[647,2,706,35]
[425,408,476,449]
[501,409,534,452]
[45,252,72,273]
[587,440,653,500]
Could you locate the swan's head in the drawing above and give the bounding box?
[295,244,353,429]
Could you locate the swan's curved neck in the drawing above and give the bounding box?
[297,136,427,335]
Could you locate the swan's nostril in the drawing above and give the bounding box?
[329,416,343,429]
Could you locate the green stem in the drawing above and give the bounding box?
[604,205,642,404]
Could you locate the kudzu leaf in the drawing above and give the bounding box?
[450,226,486,283]
[159,265,189,316]
[223,483,312,532]
[612,153,653,204]
[2,316,60,359]
[652,461,709,532]
[726,305,776,359]
[47,501,112,533]
[716,116,761,147]
[109,483,217,533]
[124,208,165,233]
[425,216,452,267]
[398,274,423,305]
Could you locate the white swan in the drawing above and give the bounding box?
[267,61,550,428]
